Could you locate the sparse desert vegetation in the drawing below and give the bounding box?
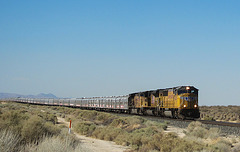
[0,101,81,152]
[200,106,240,122]
[1,101,239,152]
[53,105,240,152]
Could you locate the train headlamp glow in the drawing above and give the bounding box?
[183,105,186,108]
[186,87,190,90]
[194,104,197,108]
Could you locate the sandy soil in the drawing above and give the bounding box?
[164,125,186,138]
[57,117,130,152]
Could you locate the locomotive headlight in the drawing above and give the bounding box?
[186,87,190,90]
[183,105,186,108]
[194,104,197,108]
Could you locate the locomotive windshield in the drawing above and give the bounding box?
[178,89,198,95]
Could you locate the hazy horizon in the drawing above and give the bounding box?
[1,1,239,106]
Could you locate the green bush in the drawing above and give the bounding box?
[92,127,105,139]
[114,131,130,146]
[21,115,60,143]
[0,110,28,134]
[74,121,96,136]
[78,110,98,120]
[110,118,127,128]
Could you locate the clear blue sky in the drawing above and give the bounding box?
[0,1,239,105]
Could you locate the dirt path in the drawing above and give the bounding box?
[57,117,130,152]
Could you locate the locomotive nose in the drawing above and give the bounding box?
[180,95,198,109]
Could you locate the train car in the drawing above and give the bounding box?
[129,86,200,119]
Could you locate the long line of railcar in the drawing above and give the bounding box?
[13,86,200,119]
[15,95,130,112]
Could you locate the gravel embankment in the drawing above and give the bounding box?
[149,117,240,137]
[118,114,240,137]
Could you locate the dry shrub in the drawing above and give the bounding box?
[200,106,240,122]
[78,110,98,121]
[110,118,127,128]
[139,132,205,152]
[75,110,117,126]
[203,115,215,121]
[185,121,219,139]
[232,142,240,152]
[114,131,130,146]
[144,120,167,131]
[187,121,205,133]
[106,127,125,141]
[38,112,58,124]
[185,121,208,138]
[208,128,220,139]
[91,125,126,142]
[210,138,232,152]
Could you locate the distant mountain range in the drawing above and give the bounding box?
[0,93,58,99]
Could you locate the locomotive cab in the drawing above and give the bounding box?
[177,86,200,118]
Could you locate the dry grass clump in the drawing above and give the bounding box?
[0,130,21,152]
[24,134,81,152]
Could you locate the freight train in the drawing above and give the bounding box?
[15,86,200,119]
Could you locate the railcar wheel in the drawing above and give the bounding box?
[128,109,132,114]
[152,110,156,116]
[137,109,140,114]
[142,109,147,115]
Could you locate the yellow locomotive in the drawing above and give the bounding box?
[129,86,200,119]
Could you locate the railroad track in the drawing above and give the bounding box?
[198,120,240,127]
